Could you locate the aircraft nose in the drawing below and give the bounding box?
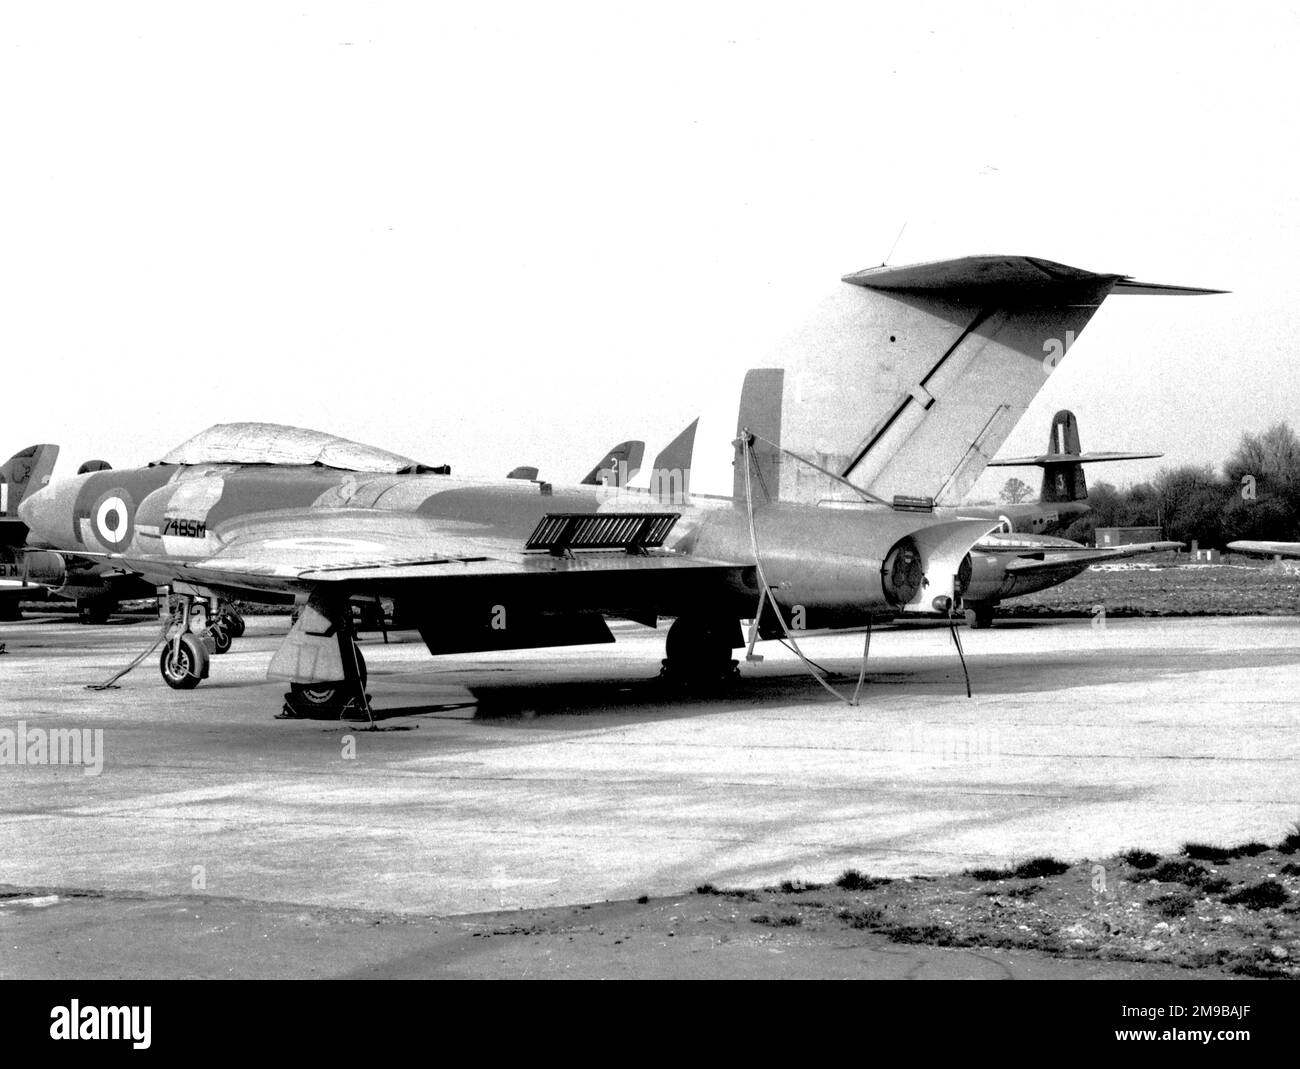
[17,482,71,547]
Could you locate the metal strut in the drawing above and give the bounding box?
[739,432,868,707]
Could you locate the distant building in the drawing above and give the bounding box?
[1096,526,1164,547]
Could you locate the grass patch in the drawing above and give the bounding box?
[1121,849,1161,869]
[775,879,824,894]
[879,923,959,947]
[1148,891,1197,918]
[1183,841,1272,862]
[967,867,1013,881]
[835,870,891,891]
[1279,862,1300,876]
[1278,823,1300,855]
[751,913,802,927]
[967,857,1070,881]
[1135,859,1229,892]
[694,884,757,901]
[1013,857,1071,878]
[836,906,884,929]
[1221,881,1289,910]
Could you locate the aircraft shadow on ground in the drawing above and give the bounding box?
[348,641,1300,728]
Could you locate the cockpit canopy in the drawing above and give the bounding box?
[157,423,437,473]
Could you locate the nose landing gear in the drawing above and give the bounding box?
[158,593,214,690]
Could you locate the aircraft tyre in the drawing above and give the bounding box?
[965,603,995,629]
[285,647,367,718]
[223,611,246,638]
[662,615,739,682]
[160,633,209,690]
[209,622,233,655]
[78,599,113,625]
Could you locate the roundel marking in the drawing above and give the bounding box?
[91,490,136,550]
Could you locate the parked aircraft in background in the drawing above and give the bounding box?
[1226,540,1300,559]
[2,448,166,623]
[20,255,1217,716]
[1,445,60,619]
[952,408,1177,627]
[956,409,1162,534]
[960,532,1180,627]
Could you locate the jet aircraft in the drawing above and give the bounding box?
[1226,540,1300,559]
[20,254,1219,716]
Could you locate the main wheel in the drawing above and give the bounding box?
[662,616,738,681]
[209,622,232,655]
[222,611,246,638]
[287,647,367,717]
[78,599,113,625]
[160,633,209,689]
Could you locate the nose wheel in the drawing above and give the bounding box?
[155,591,214,688]
[160,632,210,689]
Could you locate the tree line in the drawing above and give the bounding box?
[1049,422,1300,548]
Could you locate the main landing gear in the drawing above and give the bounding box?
[281,645,368,720]
[659,615,741,685]
[272,593,372,721]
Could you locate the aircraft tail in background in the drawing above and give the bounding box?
[580,440,645,487]
[988,409,1162,504]
[1,444,60,527]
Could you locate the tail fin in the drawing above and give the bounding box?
[649,420,697,503]
[580,440,645,487]
[1,444,60,518]
[733,369,785,502]
[987,409,1162,504]
[760,255,1220,506]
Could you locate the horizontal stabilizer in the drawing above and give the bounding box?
[988,450,1163,467]
[1001,540,1181,577]
[843,255,1226,296]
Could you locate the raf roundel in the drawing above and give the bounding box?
[91,489,135,551]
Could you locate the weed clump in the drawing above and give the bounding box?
[1183,841,1271,862]
[1121,849,1161,869]
[1221,881,1288,910]
[777,879,824,894]
[836,906,884,929]
[1136,859,1229,892]
[966,857,1070,881]
[1148,891,1197,918]
[835,870,891,891]
[751,912,803,927]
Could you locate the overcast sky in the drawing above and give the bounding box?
[4,2,1297,500]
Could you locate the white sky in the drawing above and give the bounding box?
[3,1,1297,499]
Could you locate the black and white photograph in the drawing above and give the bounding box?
[1,0,1297,1032]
